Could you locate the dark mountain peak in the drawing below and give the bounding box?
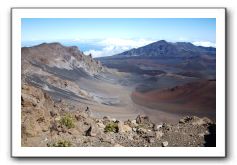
[150,40,169,46]
[113,40,216,58]
[154,40,168,44]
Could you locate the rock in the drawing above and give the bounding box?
[146,131,155,137]
[131,120,138,127]
[99,134,112,143]
[179,116,192,124]
[114,144,124,147]
[110,139,115,144]
[131,120,137,125]
[103,116,111,124]
[75,114,85,121]
[202,117,213,124]
[124,119,131,126]
[97,122,105,129]
[155,131,164,140]
[136,115,150,124]
[153,124,162,131]
[111,118,117,122]
[85,126,96,137]
[132,127,137,132]
[191,117,213,126]
[85,106,91,116]
[103,116,110,120]
[162,141,169,147]
[50,111,57,117]
[136,127,147,135]
[179,118,186,124]
[127,134,134,141]
[148,137,155,143]
[118,122,132,133]
[68,129,80,135]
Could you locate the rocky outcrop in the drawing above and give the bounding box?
[21,84,215,147]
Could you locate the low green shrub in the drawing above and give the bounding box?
[48,140,72,147]
[59,114,75,129]
[104,122,118,133]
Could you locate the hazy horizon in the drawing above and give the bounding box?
[22,18,216,57]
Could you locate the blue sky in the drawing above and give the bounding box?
[21,18,216,57]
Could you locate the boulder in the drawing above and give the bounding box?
[162,141,169,147]
[153,124,163,131]
[118,122,132,133]
[136,115,150,124]
[191,117,213,126]
[85,126,96,137]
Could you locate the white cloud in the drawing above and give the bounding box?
[192,41,216,47]
[84,38,154,58]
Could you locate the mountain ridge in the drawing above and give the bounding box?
[109,40,216,58]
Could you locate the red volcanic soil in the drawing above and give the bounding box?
[131,80,216,120]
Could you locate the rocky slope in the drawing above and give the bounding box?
[21,43,106,103]
[22,84,216,147]
[22,42,103,76]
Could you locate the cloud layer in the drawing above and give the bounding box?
[192,41,216,47]
[84,38,155,58]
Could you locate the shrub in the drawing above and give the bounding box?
[104,122,118,133]
[49,140,72,147]
[60,114,75,129]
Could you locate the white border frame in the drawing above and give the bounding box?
[11,8,226,157]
